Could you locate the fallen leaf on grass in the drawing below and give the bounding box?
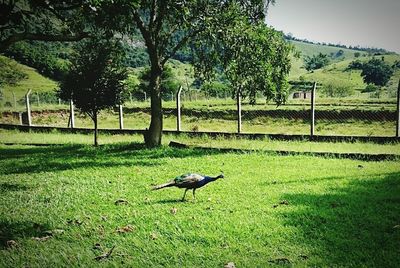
[32,235,52,242]
[170,207,178,215]
[116,225,135,234]
[94,245,115,261]
[44,229,64,236]
[6,240,18,248]
[279,200,289,205]
[150,232,158,240]
[224,262,235,268]
[115,199,129,205]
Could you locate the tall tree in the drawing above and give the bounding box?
[98,0,279,147]
[58,35,127,146]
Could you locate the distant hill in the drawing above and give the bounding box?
[0,55,58,105]
[288,40,400,93]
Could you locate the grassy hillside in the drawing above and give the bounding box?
[289,41,400,94]
[0,55,58,105]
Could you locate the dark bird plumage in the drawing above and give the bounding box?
[152,173,224,201]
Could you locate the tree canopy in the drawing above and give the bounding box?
[360,58,394,86]
[58,34,127,146]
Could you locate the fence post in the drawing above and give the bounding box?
[69,99,75,129]
[176,86,183,132]
[58,98,61,105]
[119,104,124,130]
[396,79,400,138]
[25,89,32,126]
[36,92,40,106]
[12,92,17,108]
[310,82,317,137]
[237,90,242,133]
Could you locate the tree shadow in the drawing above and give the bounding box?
[0,220,52,249]
[0,182,30,192]
[278,171,400,266]
[0,143,227,175]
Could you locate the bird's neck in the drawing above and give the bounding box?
[204,176,218,182]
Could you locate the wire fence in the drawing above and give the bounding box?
[0,84,399,138]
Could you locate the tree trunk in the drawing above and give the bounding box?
[144,64,163,147]
[94,113,98,147]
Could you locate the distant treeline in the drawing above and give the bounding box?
[284,34,394,55]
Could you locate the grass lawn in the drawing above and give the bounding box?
[1,129,400,155]
[0,139,399,267]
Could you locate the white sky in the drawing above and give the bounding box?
[267,0,400,53]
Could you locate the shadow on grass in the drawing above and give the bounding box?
[279,171,400,267]
[0,221,51,249]
[0,143,226,175]
[0,182,30,192]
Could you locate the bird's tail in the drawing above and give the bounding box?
[152,181,175,190]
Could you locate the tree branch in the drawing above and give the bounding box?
[161,28,203,65]
[0,32,90,52]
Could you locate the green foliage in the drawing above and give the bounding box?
[360,58,394,86]
[138,65,180,100]
[0,56,27,86]
[59,35,127,121]
[193,12,293,105]
[362,84,380,93]
[200,81,230,98]
[304,53,330,71]
[123,43,149,68]
[354,52,361,58]
[321,83,354,98]
[5,41,70,81]
[347,59,364,70]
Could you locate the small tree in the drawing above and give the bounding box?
[361,58,394,86]
[59,35,127,146]
[304,53,330,71]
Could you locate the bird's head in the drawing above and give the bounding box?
[217,173,224,179]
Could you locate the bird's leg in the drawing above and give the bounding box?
[192,189,196,200]
[181,189,188,202]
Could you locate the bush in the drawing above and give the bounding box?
[361,84,380,93]
[304,53,330,71]
[200,81,230,98]
[321,83,354,97]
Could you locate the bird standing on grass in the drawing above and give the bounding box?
[152,173,224,201]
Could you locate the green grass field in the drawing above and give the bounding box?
[0,138,399,267]
[1,129,400,155]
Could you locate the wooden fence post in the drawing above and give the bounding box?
[69,99,75,129]
[311,82,317,137]
[237,90,242,134]
[176,86,183,132]
[396,79,400,138]
[119,104,124,130]
[25,89,32,126]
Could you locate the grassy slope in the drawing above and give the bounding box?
[289,41,400,92]
[0,56,58,102]
[0,143,399,267]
